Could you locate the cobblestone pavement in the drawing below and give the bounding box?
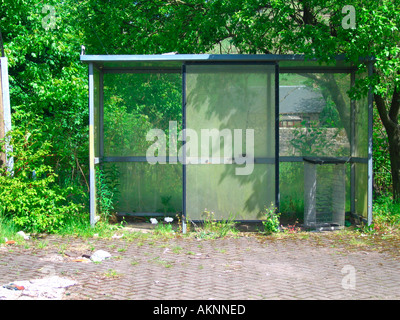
[0,226,399,300]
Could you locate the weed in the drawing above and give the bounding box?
[130,260,139,266]
[36,240,49,249]
[195,210,238,239]
[261,204,281,235]
[172,246,183,254]
[96,166,119,223]
[103,269,121,278]
[57,243,68,255]
[149,256,174,268]
[215,248,227,254]
[281,220,302,234]
[154,222,175,237]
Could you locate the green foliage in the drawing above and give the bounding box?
[79,0,400,199]
[96,165,119,221]
[0,215,20,244]
[2,0,89,193]
[361,194,400,234]
[0,129,83,233]
[261,204,281,235]
[153,222,175,237]
[373,108,392,194]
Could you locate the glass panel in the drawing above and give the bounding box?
[185,64,276,220]
[279,73,351,157]
[279,162,304,221]
[186,164,275,220]
[303,161,346,229]
[103,73,182,157]
[354,163,368,218]
[279,59,353,69]
[279,72,352,226]
[102,162,182,215]
[279,162,351,224]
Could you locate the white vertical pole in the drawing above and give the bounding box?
[0,57,12,172]
[88,63,97,226]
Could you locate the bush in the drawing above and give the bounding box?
[0,129,83,233]
[370,194,400,232]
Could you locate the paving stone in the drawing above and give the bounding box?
[0,233,399,300]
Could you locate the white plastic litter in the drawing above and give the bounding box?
[150,218,158,224]
[164,217,173,223]
[16,231,30,240]
[0,276,77,300]
[90,250,111,262]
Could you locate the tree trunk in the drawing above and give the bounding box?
[388,126,400,201]
[374,89,400,202]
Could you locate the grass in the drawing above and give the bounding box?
[103,269,122,278]
[191,211,239,239]
[0,215,20,244]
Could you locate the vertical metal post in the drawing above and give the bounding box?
[182,64,187,233]
[0,57,12,173]
[350,71,356,216]
[99,70,104,160]
[88,63,97,226]
[367,61,374,225]
[275,63,280,212]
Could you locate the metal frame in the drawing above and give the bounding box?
[82,54,373,229]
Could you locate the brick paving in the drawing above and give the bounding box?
[0,226,399,300]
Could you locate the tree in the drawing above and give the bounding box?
[0,0,89,188]
[79,0,400,201]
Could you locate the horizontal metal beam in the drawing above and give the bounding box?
[101,156,276,164]
[101,156,368,164]
[279,156,367,163]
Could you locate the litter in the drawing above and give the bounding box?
[16,231,30,240]
[90,250,111,262]
[3,283,24,291]
[0,276,77,300]
[72,258,91,263]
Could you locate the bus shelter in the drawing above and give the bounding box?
[80,54,373,231]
